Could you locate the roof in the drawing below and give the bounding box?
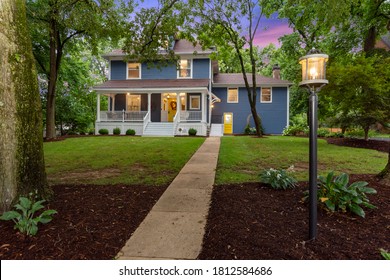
[102,39,214,58]
[213,73,292,87]
[94,79,210,92]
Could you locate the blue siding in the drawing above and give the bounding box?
[193,59,210,79]
[111,61,127,80]
[141,62,177,79]
[211,87,288,134]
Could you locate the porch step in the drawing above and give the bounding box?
[143,122,174,137]
[209,124,224,136]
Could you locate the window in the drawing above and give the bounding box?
[190,95,200,110]
[127,63,141,79]
[178,59,192,78]
[127,94,141,111]
[227,88,238,103]
[261,87,272,103]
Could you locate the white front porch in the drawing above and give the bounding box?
[95,90,211,136]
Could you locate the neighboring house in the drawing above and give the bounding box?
[93,39,292,136]
[375,33,390,51]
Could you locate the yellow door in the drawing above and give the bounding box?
[223,113,233,134]
[167,98,177,122]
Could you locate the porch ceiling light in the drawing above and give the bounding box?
[299,48,328,90]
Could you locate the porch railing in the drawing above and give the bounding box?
[143,111,150,133]
[180,111,202,121]
[100,110,148,122]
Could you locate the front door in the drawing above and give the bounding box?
[167,98,177,122]
[223,112,233,134]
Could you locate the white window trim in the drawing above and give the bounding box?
[189,95,200,110]
[177,59,193,79]
[126,62,141,80]
[227,88,239,103]
[260,87,273,103]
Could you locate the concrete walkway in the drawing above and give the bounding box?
[116,137,220,260]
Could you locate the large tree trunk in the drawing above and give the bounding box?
[377,142,390,183]
[0,0,49,212]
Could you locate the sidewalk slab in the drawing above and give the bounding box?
[116,137,221,260]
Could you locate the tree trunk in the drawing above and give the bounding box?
[363,125,369,141]
[377,142,390,181]
[0,0,49,212]
[363,26,377,53]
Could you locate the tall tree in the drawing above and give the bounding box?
[26,0,134,139]
[188,0,265,136]
[0,0,49,212]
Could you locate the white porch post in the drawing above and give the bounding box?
[107,94,111,111]
[112,94,116,111]
[148,93,151,122]
[201,91,205,122]
[176,92,180,122]
[208,92,212,126]
[96,93,101,122]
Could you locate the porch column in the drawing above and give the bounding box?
[201,91,205,122]
[148,93,151,122]
[107,94,111,111]
[208,92,212,126]
[96,93,101,122]
[112,94,116,111]
[176,92,180,122]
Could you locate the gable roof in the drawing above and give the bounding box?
[102,39,214,59]
[213,73,292,87]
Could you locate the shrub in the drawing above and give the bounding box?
[259,168,297,190]
[188,128,197,136]
[327,132,344,138]
[317,127,330,137]
[244,124,257,135]
[344,128,375,138]
[88,129,95,135]
[126,129,136,136]
[113,127,121,135]
[282,125,308,136]
[0,195,57,236]
[98,128,109,135]
[315,172,376,218]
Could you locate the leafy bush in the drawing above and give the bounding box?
[316,172,376,218]
[282,125,308,136]
[88,129,95,135]
[345,128,375,138]
[327,132,344,138]
[0,195,57,236]
[188,128,197,136]
[259,168,297,190]
[98,128,109,135]
[317,127,330,137]
[126,129,136,136]
[113,127,121,135]
[244,124,257,135]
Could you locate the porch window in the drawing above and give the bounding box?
[178,59,192,78]
[127,63,141,79]
[127,94,141,111]
[261,87,272,103]
[227,88,238,103]
[190,95,200,110]
[180,93,186,110]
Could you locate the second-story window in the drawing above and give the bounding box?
[178,59,192,78]
[227,88,238,103]
[127,62,141,79]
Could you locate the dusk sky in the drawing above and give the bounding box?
[137,0,294,48]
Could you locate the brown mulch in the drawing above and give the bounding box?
[0,184,167,260]
[198,175,390,260]
[1,137,388,260]
[326,137,389,153]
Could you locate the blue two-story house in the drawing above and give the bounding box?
[94,39,291,136]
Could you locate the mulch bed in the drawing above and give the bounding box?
[1,137,388,259]
[198,175,390,260]
[326,137,389,153]
[0,184,167,260]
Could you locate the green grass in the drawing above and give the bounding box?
[44,136,205,186]
[216,136,387,184]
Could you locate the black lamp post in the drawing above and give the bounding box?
[299,49,328,240]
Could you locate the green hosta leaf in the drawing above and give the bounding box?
[361,201,376,209]
[360,187,377,194]
[349,181,368,189]
[0,211,21,221]
[29,224,38,236]
[380,249,390,260]
[352,197,363,204]
[335,173,349,187]
[19,197,32,209]
[349,204,365,218]
[324,200,336,211]
[31,200,45,214]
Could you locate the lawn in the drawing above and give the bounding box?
[44,136,205,185]
[216,136,387,184]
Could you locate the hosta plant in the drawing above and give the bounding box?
[0,196,57,236]
[380,249,390,260]
[316,172,376,218]
[259,168,297,190]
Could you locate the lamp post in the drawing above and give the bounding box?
[299,48,328,240]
